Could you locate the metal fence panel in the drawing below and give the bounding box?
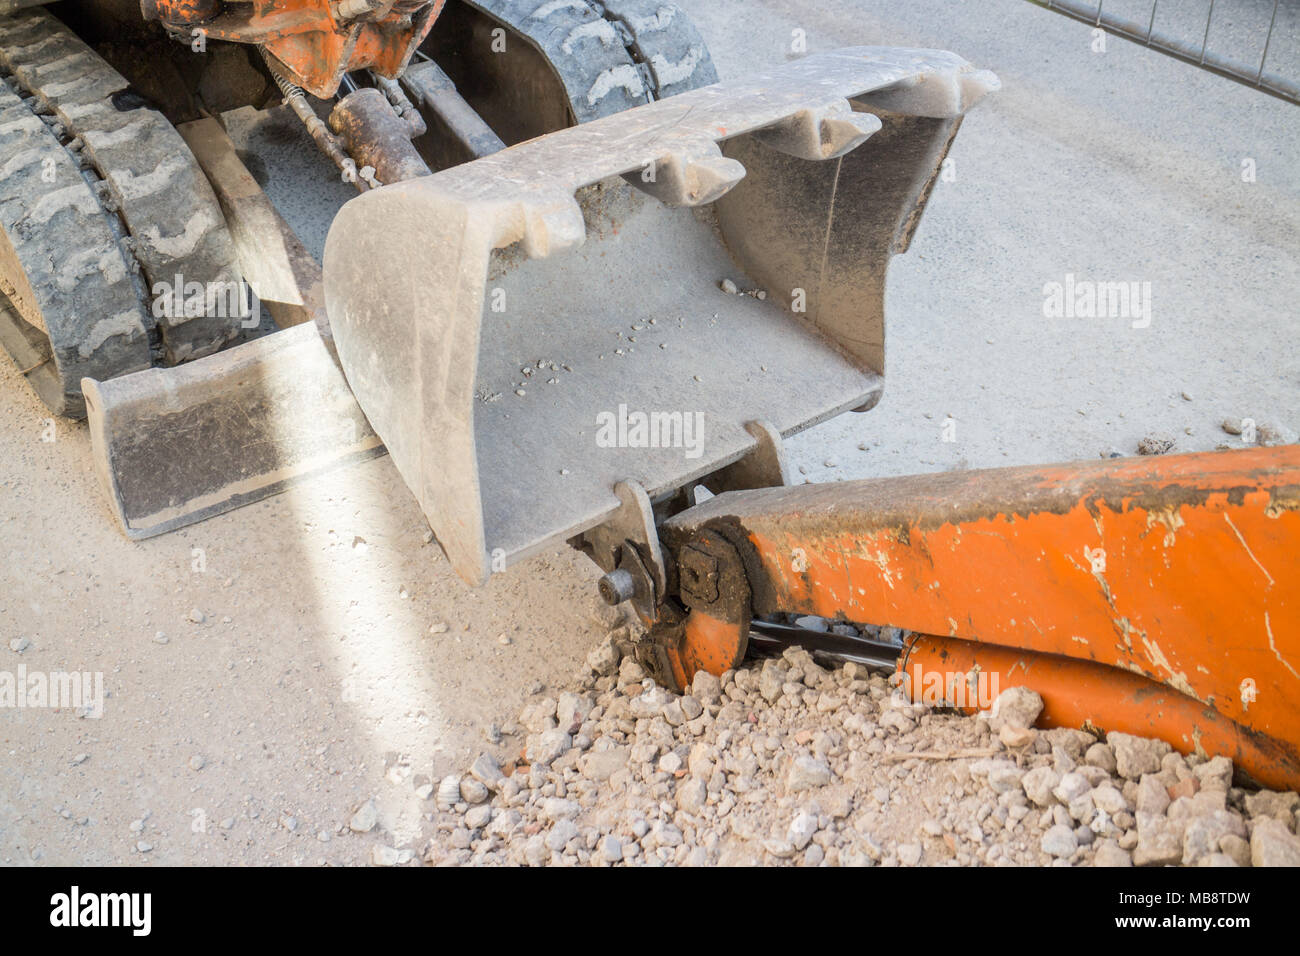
[1026,0,1299,105]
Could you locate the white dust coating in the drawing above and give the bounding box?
[59,99,115,122]
[78,310,140,358]
[586,63,644,105]
[28,183,98,223]
[531,0,588,18]
[109,155,187,202]
[56,245,127,292]
[141,208,217,259]
[5,33,62,59]
[628,6,677,33]
[0,146,47,179]
[40,73,105,99]
[1266,612,1300,681]
[31,51,97,77]
[561,18,620,54]
[81,113,155,150]
[0,114,45,137]
[649,46,704,86]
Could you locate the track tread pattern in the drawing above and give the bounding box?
[455,1,718,125]
[0,67,150,417]
[0,9,244,417]
[599,0,718,100]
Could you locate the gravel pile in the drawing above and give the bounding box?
[417,622,1300,867]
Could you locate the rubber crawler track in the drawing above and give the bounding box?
[0,9,243,417]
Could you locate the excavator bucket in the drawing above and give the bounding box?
[325,48,998,585]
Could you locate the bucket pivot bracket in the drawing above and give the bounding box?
[582,480,667,624]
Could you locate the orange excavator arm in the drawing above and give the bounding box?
[622,446,1300,790]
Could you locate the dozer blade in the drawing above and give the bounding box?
[324,48,998,585]
[84,319,383,539]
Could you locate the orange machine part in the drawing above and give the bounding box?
[665,446,1300,782]
[154,0,447,98]
[665,610,748,694]
[902,634,1299,789]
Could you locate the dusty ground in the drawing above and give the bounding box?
[1,0,1297,866]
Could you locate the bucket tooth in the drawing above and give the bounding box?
[624,144,746,207]
[519,190,588,259]
[84,321,384,540]
[753,98,882,161]
[863,66,1001,118]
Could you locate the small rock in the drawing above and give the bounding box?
[435,775,462,812]
[586,639,619,675]
[690,670,722,704]
[1137,435,1174,456]
[786,755,832,792]
[524,835,549,866]
[580,747,629,782]
[1244,789,1300,823]
[719,278,738,295]
[1108,732,1170,780]
[793,616,829,632]
[676,777,707,814]
[758,660,788,703]
[9,636,30,654]
[1136,774,1171,815]
[1093,841,1132,867]
[1258,422,1299,446]
[459,777,490,805]
[1041,824,1078,858]
[188,608,205,624]
[998,724,1035,749]
[1251,817,1300,867]
[1053,772,1092,805]
[1084,742,1117,774]
[525,729,572,766]
[787,812,819,851]
[897,842,923,866]
[1133,813,1183,867]
[985,686,1043,731]
[371,845,412,867]
[986,763,1026,794]
[469,753,504,789]
[600,835,623,863]
[546,819,579,852]
[349,799,378,833]
[1219,833,1251,868]
[1021,767,1061,808]
[188,754,205,772]
[1091,786,1128,816]
[1192,755,1233,791]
